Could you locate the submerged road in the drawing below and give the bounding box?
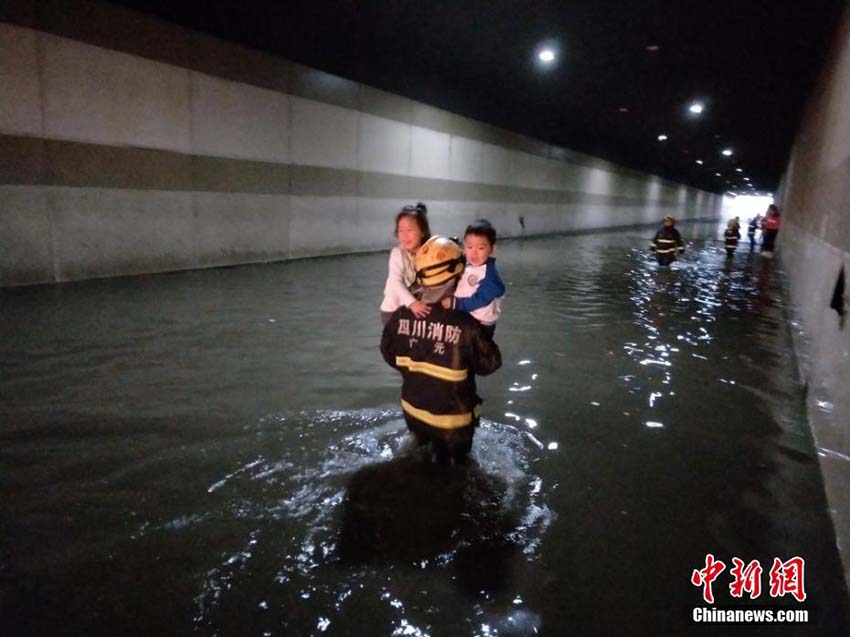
[1,221,848,635]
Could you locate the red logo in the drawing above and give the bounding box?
[729,558,763,599]
[691,554,726,604]
[769,557,806,602]
[692,555,806,604]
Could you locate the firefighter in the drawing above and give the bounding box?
[649,216,685,266]
[380,235,502,465]
[747,214,761,249]
[724,218,741,257]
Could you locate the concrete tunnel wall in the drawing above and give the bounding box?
[776,2,850,591]
[0,0,724,287]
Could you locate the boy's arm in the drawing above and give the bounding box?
[453,264,506,313]
[383,249,417,308]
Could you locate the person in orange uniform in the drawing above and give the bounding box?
[761,204,781,255]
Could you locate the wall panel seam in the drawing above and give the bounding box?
[0,16,698,191]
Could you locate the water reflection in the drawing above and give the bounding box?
[621,230,781,430]
[337,455,516,567]
[186,409,553,635]
[3,222,849,635]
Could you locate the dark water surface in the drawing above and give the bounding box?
[2,223,848,635]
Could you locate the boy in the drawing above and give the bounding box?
[442,219,505,339]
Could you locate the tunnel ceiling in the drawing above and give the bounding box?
[109,0,844,194]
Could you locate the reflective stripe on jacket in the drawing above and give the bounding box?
[725,228,740,248]
[381,305,501,431]
[650,227,685,254]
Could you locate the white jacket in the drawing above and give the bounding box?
[380,246,418,312]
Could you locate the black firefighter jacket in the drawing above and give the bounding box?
[650,226,685,255]
[380,304,502,433]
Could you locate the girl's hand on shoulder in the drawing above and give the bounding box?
[409,301,431,318]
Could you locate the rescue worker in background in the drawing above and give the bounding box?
[761,204,781,256]
[649,215,685,266]
[381,235,502,465]
[724,218,741,258]
[747,214,762,249]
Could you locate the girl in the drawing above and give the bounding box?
[380,202,432,324]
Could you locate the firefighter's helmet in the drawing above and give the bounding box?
[415,235,464,287]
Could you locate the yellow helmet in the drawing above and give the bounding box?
[415,235,464,287]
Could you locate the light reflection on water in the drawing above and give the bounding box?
[134,409,553,636]
[2,221,849,634]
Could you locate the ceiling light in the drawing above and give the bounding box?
[695,159,703,165]
[721,148,733,156]
[715,172,721,177]
[688,102,704,114]
[735,168,743,173]
[743,177,750,181]
[646,44,660,52]
[657,134,668,141]
[539,49,555,63]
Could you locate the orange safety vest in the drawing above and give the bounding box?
[763,214,780,231]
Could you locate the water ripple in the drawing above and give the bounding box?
[182,408,553,633]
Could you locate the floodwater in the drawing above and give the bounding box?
[2,222,848,636]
